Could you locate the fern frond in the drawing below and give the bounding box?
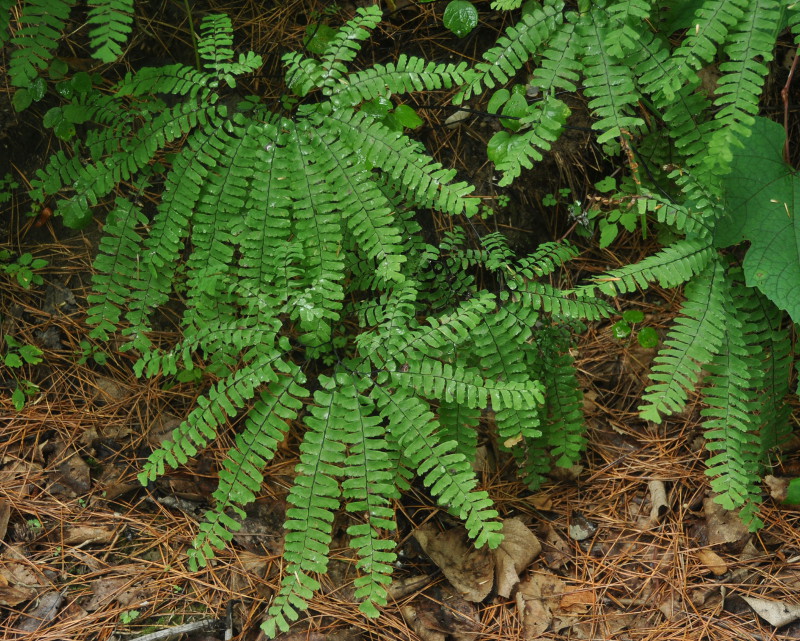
[577,10,644,144]
[455,1,563,103]
[734,284,792,454]
[339,377,398,618]
[318,5,382,90]
[587,237,715,296]
[390,358,543,411]
[372,386,504,549]
[702,0,779,174]
[470,305,543,448]
[198,14,262,85]
[264,376,347,636]
[512,281,613,321]
[639,260,728,422]
[0,0,15,47]
[491,0,523,9]
[320,106,477,216]
[9,0,74,87]
[534,324,585,467]
[330,54,472,106]
[284,119,346,346]
[491,95,570,187]
[530,19,580,93]
[87,0,133,63]
[190,371,308,568]
[117,63,215,99]
[605,0,652,58]
[658,0,749,99]
[702,280,765,528]
[139,353,285,483]
[86,198,147,340]
[437,401,481,460]
[305,121,407,284]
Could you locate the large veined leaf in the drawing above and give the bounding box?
[715,117,800,323]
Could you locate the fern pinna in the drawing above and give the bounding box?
[30,8,611,635]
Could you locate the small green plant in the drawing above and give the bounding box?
[0,172,19,203]
[0,250,48,289]
[3,334,43,410]
[612,310,658,349]
[75,339,109,366]
[119,610,141,625]
[542,187,572,208]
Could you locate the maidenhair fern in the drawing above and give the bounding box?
[31,8,613,635]
[462,0,797,527]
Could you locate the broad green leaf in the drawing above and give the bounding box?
[717,117,800,323]
[500,92,527,131]
[305,24,338,54]
[487,88,510,115]
[786,478,800,505]
[443,0,478,38]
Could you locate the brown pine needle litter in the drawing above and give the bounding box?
[2,1,800,640]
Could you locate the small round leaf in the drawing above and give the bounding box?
[612,320,631,339]
[443,0,478,38]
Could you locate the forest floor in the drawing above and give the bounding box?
[2,2,800,641]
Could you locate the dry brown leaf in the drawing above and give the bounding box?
[388,575,430,601]
[637,480,669,528]
[493,518,541,598]
[741,595,800,627]
[0,585,35,606]
[528,495,552,511]
[63,525,116,545]
[84,576,148,611]
[413,525,493,602]
[50,443,91,496]
[516,572,564,640]
[539,524,570,569]
[13,590,64,634]
[704,498,749,546]
[559,588,595,612]
[696,548,727,575]
[0,498,10,542]
[400,605,446,641]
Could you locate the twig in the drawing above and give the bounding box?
[122,618,225,641]
[782,46,800,163]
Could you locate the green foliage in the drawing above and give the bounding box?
[6,0,134,100]
[31,8,611,636]
[462,0,797,525]
[2,335,43,410]
[715,118,800,323]
[0,250,47,289]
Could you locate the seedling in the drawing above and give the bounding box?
[612,310,658,349]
